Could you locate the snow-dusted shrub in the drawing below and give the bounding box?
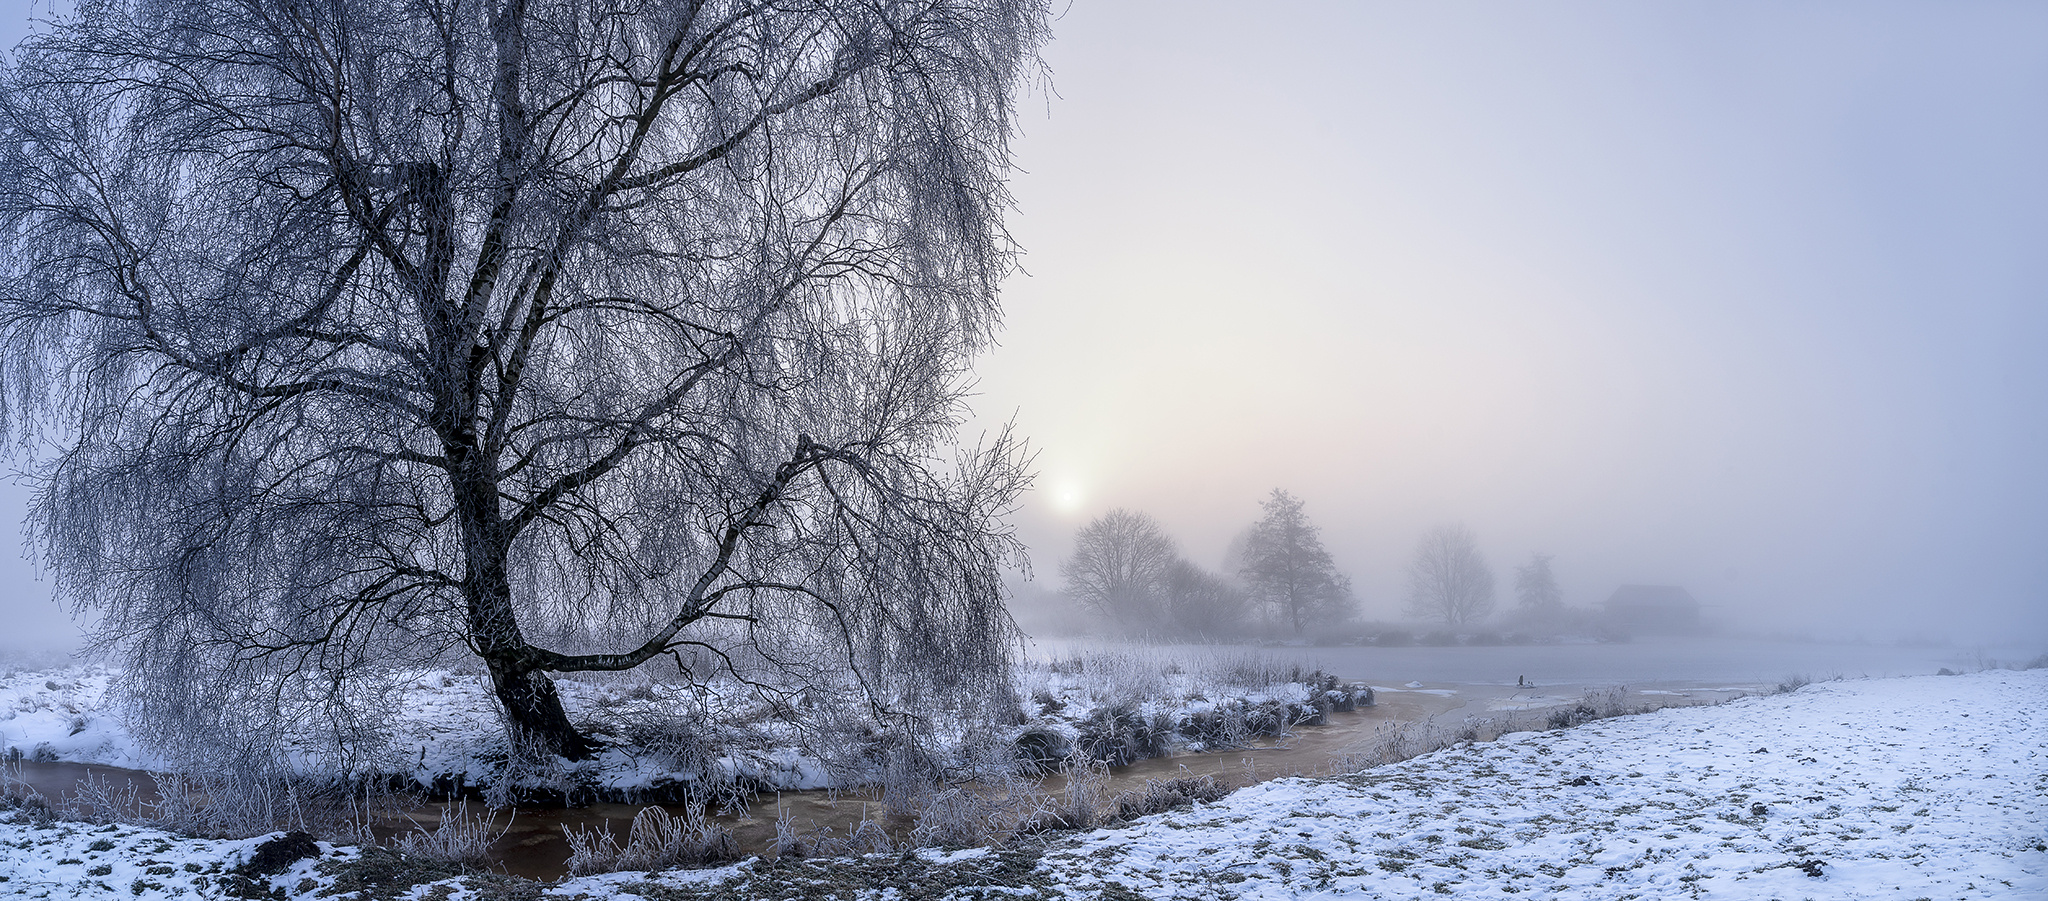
[481,727,593,807]
[906,785,1000,848]
[912,770,1067,848]
[392,803,510,869]
[847,817,896,854]
[873,735,950,819]
[1178,704,1250,748]
[1341,719,1481,770]
[56,770,144,823]
[1323,684,1371,713]
[1074,704,1171,766]
[1011,767,1234,836]
[611,710,742,805]
[1208,652,1307,690]
[1012,647,1362,768]
[0,760,51,820]
[1546,686,1637,730]
[793,816,896,857]
[561,817,622,874]
[145,768,366,839]
[1011,725,1072,775]
[1054,758,1113,829]
[1176,694,1321,748]
[770,805,816,858]
[1774,674,1813,694]
[1114,774,1228,819]
[563,804,737,875]
[1070,650,1170,709]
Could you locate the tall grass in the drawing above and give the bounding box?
[562,804,739,875]
[0,758,51,821]
[392,804,512,869]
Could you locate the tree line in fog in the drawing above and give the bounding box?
[1059,493,1572,639]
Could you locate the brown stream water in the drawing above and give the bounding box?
[6,680,1756,881]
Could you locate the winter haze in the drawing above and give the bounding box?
[3,1,2045,652]
[980,1,2048,647]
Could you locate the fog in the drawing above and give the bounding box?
[977,1,2048,648]
[1,2,2044,655]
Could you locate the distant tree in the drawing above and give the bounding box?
[1406,525,1496,626]
[1514,553,1564,614]
[0,0,1049,763]
[1240,490,1353,634]
[1161,558,1250,638]
[1061,509,1180,629]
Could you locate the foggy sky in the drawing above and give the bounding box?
[2,2,2044,652]
[973,1,2048,645]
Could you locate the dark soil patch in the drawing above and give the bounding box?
[238,831,319,876]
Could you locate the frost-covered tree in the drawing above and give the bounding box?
[1239,489,1353,635]
[1406,524,1497,626]
[1514,553,1564,614]
[0,0,1049,762]
[1162,558,1249,638]
[1060,509,1179,630]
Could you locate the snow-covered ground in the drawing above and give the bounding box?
[1034,668,2047,900]
[0,668,157,772]
[2,651,1349,798]
[3,668,2040,899]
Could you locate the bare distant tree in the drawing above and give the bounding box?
[1240,489,1353,635]
[1406,525,1496,626]
[1162,558,1249,638]
[0,0,1049,762]
[1060,509,1179,629]
[1514,553,1564,614]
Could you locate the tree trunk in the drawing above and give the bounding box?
[456,463,597,759]
[469,565,596,759]
[487,661,595,760]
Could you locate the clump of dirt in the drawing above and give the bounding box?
[237,831,318,876]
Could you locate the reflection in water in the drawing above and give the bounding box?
[6,678,1760,881]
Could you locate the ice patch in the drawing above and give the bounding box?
[1375,684,1458,696]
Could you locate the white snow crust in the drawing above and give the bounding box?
[1036,669,2046,899]
[4,653,1340,796]
[0,668,159,772]
[2,669,2041,899]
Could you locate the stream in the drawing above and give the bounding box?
[4,679,1760,880]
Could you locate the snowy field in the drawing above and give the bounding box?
[0,668,157,772]
[3,668,2040,899]
[1033,668,2047,900]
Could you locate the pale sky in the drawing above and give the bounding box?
[973,1,2048,644]
[3,2,2044,651]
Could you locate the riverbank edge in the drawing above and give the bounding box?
[3,677,1766,896]
[0,655,1373,810]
